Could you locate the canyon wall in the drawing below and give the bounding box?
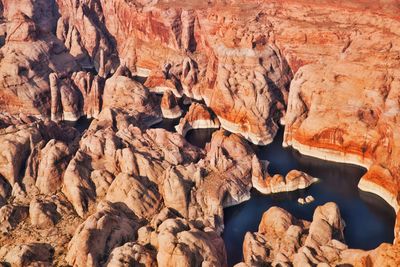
[275,2,400,217]
[0,0,400,266]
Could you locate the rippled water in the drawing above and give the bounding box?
[149,119,396,266]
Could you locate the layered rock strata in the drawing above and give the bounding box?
[175,102,220,136]
[1,0,293,144]
[0,0,400,266]
[160,90,182,119]
[283,63,400,213]
[251,158,318,194]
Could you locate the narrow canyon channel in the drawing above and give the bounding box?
[150,121,396,266]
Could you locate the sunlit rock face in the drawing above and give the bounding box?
[275,3,400,220]
[132,3,293,145]
[283,63,400,213]
[0,0,78,117]
[1,0,400,266]
[175,102,220,136]
[237,203,400,267]
[271,0,400,247]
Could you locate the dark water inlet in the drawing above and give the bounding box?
[137,117,396,267]
[151,118,181,132]
[222,128,396,266]
[185,128,217,149]
[62,116,93,134]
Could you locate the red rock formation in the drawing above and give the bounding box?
[283,59,400,213]
[1,0,400,265]
[0,0,78,117]
[160,90,182,119]
[85,0,293,145]
[175,102,220,136]
[251,159,318,194]
[102,65,162,126]
[239,203,400,267]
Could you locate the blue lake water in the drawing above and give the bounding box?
[149,119,396,266]
[222,128,395,266]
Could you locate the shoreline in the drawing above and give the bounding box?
[284,137,399,213]
[176,119,220,137]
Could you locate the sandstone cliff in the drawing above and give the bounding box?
[0,0,400,266]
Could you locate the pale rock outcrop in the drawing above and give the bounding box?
[161,90,182,119]
[50,73,62,122]
[239,203,348,266]
[142,128,203,165]
[36,139,72,195]
[135,208,227,267]
[66,201,141,267]
[3,243,54,267]
[238,203,400,266]
[0,204,28,234]
[161,165,200,218]
[175,102,220,136]
[98,48,106,79]
[59,78,84,121]
[161,130,255,232]
[105,242,156,267]
[156,218,227,267]
[90,170,114,199]
[61,123,120,218]
[103,66,162,126]
[62,122,255,237]
[304,203,345,249]
[51,70,103,123]
[298,195,315,205]
[55,0,117,71]
[62,150,97,218]
[71,71,105,119]
[29,198,59,229]
[11,183,29,206]
[0,124,42,186]
[0,0,78,117]
[252,158,318,194]
[106,173,162,220]
[62,109,203,218]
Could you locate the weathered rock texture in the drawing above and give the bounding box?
[251,161,318,194]
[1,0,400,266]
[161,90,182,119]
[237,202,400,267]
[3,242,54,267]
[272,2,400,232]
[0,0,78,117]
[176,102,220,136]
